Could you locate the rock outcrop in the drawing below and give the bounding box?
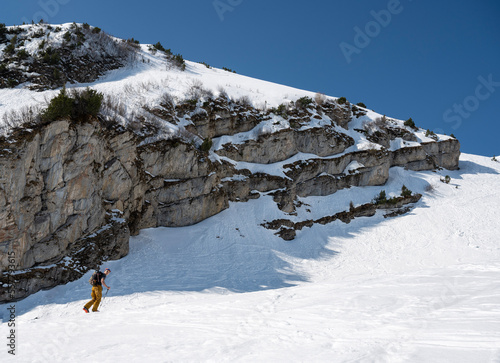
[0,23,134,90]
[0,95,461,304]
[0,22,462,303]
[263,194,423,241]
[217,126,354,164]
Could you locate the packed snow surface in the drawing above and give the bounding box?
[1,153,500,362]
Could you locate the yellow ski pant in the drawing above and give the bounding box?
[84,285,103,312]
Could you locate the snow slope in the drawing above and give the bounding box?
[0,23,495,362]
[1,22,450,150]
[0,22,322,130]
[2,153,500,363]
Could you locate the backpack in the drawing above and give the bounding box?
[89,271,102,286]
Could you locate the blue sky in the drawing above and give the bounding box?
[2,0,499,156]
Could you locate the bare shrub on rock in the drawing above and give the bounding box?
[314,92,326,106]
[187,79,213,101]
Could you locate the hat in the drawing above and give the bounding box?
[104,268,111,272]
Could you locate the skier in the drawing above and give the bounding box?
[83,268,111,313]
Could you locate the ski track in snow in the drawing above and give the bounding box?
[1,153,500,362]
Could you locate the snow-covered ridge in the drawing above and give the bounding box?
[1,23,453,151]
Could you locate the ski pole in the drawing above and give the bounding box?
[100,289,109,309]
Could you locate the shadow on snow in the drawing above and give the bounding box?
[2,158,496,318]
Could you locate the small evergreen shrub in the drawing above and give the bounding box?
[440,175,451,184]
[126,38,141,49]
[53,68,61,80]
[387,196,400,205]
[222,67,236,73]
[41,87,103,122]
[277,103,288,118]
[9,27,23,35]
[269,104,290,119]
[71,88,103,119]
[296,96,313,110]
[172,54,186,70]
[63,31,72,42]
[16,49,29,60]
[337,96,347,105]
[277,104,287,113]
[4,43,15,55]
[4,35,18,55]
[492,156,498,162]
[404,117,416,129]
[92,27,101,34]
[401,185,412,197]
[425,129,437,140]
[356,102,366,108]
[33,28,45,38]
[153,41,171,55]
[352,105,367,118]
[289,119,301,129]
[41,47,60,65]
[200,137,213,153]
[76,29,85,42]
[41,87,73,122]
[373,190,387,205]
[0,23,6,43]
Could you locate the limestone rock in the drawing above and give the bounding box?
[0,111,461,303]
[216,127,354,164]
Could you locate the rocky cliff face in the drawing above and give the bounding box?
[0,23,461,302]
[0,96,460,302]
